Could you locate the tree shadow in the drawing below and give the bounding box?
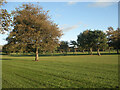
[0,58,12,60]
[100,53,119,55]
[10,54,35,57]
[0,53,6,55]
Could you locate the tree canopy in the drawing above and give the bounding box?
[58,41,69,55]
[6,3,62,61]
[77,30,107,55]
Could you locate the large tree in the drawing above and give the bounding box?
[77,30,108,55]
[7,3,62,61]
[77,30,95,55]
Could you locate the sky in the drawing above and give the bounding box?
[0,1,118,45]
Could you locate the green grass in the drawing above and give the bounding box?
[2,54,119,88]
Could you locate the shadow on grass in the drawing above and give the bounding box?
[0,58,12,60]
[1,52,119,57]
[9,53,90,57]
[101,53,119,55]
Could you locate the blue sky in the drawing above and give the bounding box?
[0,2,118,45]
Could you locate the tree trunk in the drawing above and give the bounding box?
[117,48,119,54]
[90,48,93,55]
[74,48,76,52]
[109,47,110,53]
[103,49,104,52]
[66,51,67,55]
[97,48,101,56]
[68,48,70,52]
[83,49,85,53]
[7,52,10,55]
[35,47,38,61]
[51,51,54,56]
[73,48,74,54]
[88,49,89,54]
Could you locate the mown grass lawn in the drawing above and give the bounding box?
[2,54,119,88]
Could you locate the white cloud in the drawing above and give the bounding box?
[60,24,79,32]
[60,22,88,32]
[54,14,61,19]
[67,1,77,5]
[62,25,79,32]
[88,2,116,8]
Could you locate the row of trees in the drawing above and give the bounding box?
[77,30,107,56]
[3,26,119,57]
[57,28,120,56]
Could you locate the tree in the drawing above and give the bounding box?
[6,3,62,61]
[77,30,95,55]
[106,27,114,53]
[93,30,108,56]
[2,44,11,54]
[58,41,69,55]
[3,36,25,54]
[87,30,97,55]
[77,32,87,53]
[70,40,77,54]
[77,30,108,56]
[107,27,120,54]
[0,0,11,34]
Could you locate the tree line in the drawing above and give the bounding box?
[57,28,120,56]
[1,1,120,61]
[3,27,120,56]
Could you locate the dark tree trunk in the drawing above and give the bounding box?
[73,48,74,54]
[88,50,89,54]
[117,48,119,54]
[109,47,110,53]
[97,48,101,56]
[35,47,38,61]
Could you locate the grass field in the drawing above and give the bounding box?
[2,54,119,88]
